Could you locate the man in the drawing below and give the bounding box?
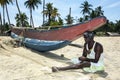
[52,31,104,73]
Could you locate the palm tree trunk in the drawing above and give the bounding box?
[0,12,2,25]
[3,5,5,26]
[2,5,5,33]
[16,0,21,15]
[30,8,32,27]
[69,7,71,23]
[31,14,34,28]
[43,0,45,26]
[30,8,34,28]
[0,12,2,34]
[5,4,11,26]
[48,13,51,25]
[16,0,22,27]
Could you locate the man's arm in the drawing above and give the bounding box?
[78,43,87,60]
[85,43,103,63]
[79,43,103,63]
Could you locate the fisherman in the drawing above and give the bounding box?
[52,31,104,73]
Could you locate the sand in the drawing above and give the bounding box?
[0,36,120,80]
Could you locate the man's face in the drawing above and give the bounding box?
[84,36,91,43]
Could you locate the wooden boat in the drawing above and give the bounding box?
[24,38,71,51]
[11,32,71,51]
[11,16,107,51]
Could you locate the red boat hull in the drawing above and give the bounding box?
[12,16,107,41]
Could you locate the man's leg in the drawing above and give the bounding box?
[52,61,91,72]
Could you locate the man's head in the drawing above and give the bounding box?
[83,31,95,43]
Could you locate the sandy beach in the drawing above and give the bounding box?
[0,36,120,80]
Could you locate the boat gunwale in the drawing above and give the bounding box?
[12,16,107,33]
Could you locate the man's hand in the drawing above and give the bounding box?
[78,56,86,61]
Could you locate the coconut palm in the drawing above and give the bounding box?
[42,3,60,26]
[15,13,29,27]
[95,6,104,16]
[16,0,21,15]
[90,6,104,19]
[51,7,60,21]
[58,17,63,25]
[24,0,41,28]
[0,0,13,33]
[78,17,84,22]
[115,20,120,33]
[80,1,93,21]
[90,10,96,19]
[0,0,13,25]
[0,0,5,26]
[80,1,93,15]
[42,3,53,26]
[0,12,2,25]
[15,0,22,26]
[65,14,74,24]
[5,3,12,26]
[0,12,2,33]
[42,0,45,26]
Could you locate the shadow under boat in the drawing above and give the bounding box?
[69,43,83,48]
[26,47,71,64]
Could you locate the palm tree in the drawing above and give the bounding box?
[90,6,104,19]
[65,14,74,24]
[42,3,61,26]
[15,0,22,26]
[5,2,12,26]
[42,3,53,26]
[78,17,84,22]
[0,12,2,26]
[0,0,5,26]
[95,6,104,16]
[58,17,63,25]
[1,0,13,25]
[115,20,120,33]
[51,7,60,21]
[42,0,45,26]
[90,10,96,19]
[80,1,93,20]
[0,0,13,32]
[24,0,41,28]
[0,12,2,33]
[16,0,21,15]
[15,13,29,27]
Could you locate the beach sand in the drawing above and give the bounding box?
[0,36,120,80]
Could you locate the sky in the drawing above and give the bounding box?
[0,0,120,27]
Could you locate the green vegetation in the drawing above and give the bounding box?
[15,13,29,27]
[0,0,120,35]
[24,0,41,28]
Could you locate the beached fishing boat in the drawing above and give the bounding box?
[11,32,71,51]
[11,16,107,51]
